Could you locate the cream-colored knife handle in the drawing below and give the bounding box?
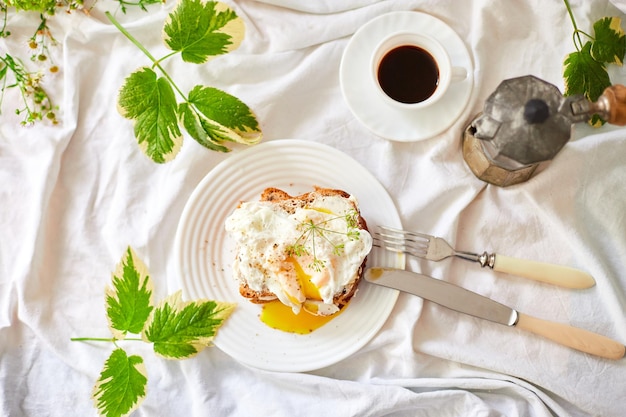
[515,313,625,360]
[492,254,595,289]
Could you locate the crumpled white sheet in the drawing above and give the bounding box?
[1,0,626,416]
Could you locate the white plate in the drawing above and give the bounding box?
[340,11,474,141]
[174,139,404,372]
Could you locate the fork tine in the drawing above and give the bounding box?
[374,232,427,248]
[373,235,428,258]
[377,225,433,243]
[373,226,431,258]
[377,226,476,263]
[373,233,429,249]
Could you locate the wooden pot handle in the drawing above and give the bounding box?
[600,84,626,125]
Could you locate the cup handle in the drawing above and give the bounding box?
[451,66,467,83]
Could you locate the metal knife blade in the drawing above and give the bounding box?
[365,267,518,326]
[364,267,625,360]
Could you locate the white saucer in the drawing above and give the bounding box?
[340,11,474,141]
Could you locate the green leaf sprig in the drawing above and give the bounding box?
[109,0,262,163]
[0,53,58,125]
[0,0,165,126]
[72,246,235,417]
[562,0,626,125]
[286,209,362,273]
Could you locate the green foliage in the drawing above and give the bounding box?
[163,0,240,64]
[93,349,147,417]
[591,17,626,64]
[3,0,61,13]
[563,42,611,100]
[106,247,154,337]
[118,68,182,163]
[111,0,262,163]
[178,102,230,152]
[0,0,163,126]
[143,291,235,359]
[563,1,626,125]
[0,53,58,125]
[0,0,159,15]
[72,246,235,417]
[187,85,259,134]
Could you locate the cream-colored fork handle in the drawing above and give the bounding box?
[516,313,625,360]
[492,254,595,289]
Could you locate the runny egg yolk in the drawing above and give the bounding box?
[262,257,342,334]
[289,256,322,300]
[260,300,345,334]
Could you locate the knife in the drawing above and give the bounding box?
[364,267,625,360]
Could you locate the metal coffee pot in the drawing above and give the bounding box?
[463,75,626,186]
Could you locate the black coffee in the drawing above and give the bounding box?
[377,45,439,104]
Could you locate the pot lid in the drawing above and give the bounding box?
[472,75,574,166]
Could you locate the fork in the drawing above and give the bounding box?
[375,226,595,289]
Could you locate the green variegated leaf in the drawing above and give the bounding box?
[92,349,147,417]
[178,102,230,152]
[142,290,235,359]
[117,67,183,163]
[187,85,261,144]
[163,0,244,64]
[106,247,154,339]
[591,17,626,65]
[563,42,611,101]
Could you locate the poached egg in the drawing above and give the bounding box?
[225,193,372,316]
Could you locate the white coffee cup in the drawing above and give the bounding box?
[371,32,467,109]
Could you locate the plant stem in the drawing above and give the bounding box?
[71,337,116,342]
[0,6,8,37]
[563,0,586,50]
[158,51,179,63]
[105,11,157,62]
[105,11,188,101]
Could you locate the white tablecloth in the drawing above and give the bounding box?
[2,0,626,416]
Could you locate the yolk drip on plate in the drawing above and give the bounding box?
[261,256,343,334]
[260,301,343,334]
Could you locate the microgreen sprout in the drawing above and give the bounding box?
[286,209,361,272]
